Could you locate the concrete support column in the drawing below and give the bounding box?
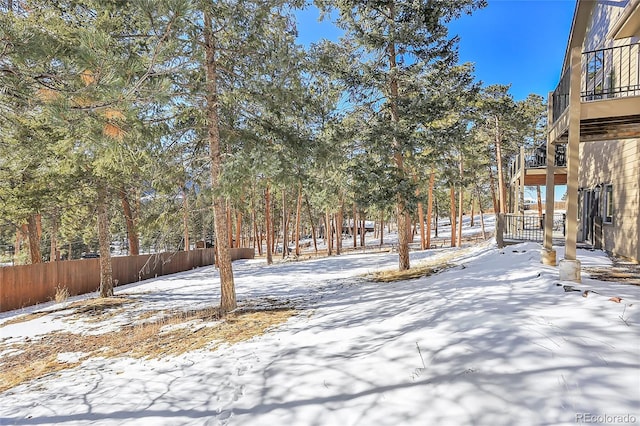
[560,46,582,281]
[519,147,525,213]
[520,146,527,211]
[543,92,556,265]
[513,146,527,213]
[513,147,521,214]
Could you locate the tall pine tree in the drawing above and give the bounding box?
[316,0,485,270]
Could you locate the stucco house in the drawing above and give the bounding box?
[509,0,640,279]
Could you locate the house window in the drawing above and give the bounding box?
[603,184,613,224]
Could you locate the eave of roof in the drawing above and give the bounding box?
[560,0,597,76]
[609,0,640,38]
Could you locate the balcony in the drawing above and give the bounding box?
[509,144,567,187]
[550,42,640,144]
[524,144,566,169]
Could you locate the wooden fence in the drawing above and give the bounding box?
[0,247,255,312]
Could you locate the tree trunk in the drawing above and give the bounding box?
[360,218,365,247]
[252,204,262,256]
[494,116,507,214]
[50,212,59,261]
[476,187,487,239]
[489,167,499,214]
[119,188,139,255]
[202,205,207,243]
[97,190,113,297]
[265,183,273,265]
[536,185,543,216]
[325,209,332,255]
[353,205,358,248]
[332,214,338,255]
[457,154,464,246]
[393,175,410,265]
[26,214,42,264]
[335,204,343,255]
[226,204,233,248]
[470,197,475,227]
[272,224,277,255]
[393,172,410,267]
[235,209,242,249]
[434,196,439,238]
[15,226,24,262]
[304,194,318,254]
[282,190,287,258]
[450,186,457,248]
[387,4,409,270]
[418,200,426,250]
[409,218,415,243]
[458,185,464,247]
[182,187,190,251]
[427,169,434,249]
[294,184,302,256]
[204,10,235,315]
[380,213,384,246]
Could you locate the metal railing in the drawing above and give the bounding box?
[583,43,640,101]
[552,68,570,123]
[551,42,640,123]
[509,144,567,179]
[524,144,566,168]
[501,213,565,242]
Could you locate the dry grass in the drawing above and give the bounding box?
[368,245,480,283]
[0,300,296,393]
[69,297,137,323]
[584,268,640,286]
[136,310,161,321]
[54,286,70,303]
[370,263,453,283]
[67,296,132,310]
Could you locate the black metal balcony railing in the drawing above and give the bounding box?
[524,144,566,168]
[552,42,640,123]
[552,68,570,123]
[583,43,640,101]
[501,213,566,242]
[509,143,567,178]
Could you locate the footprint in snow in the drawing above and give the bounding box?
[233,384,245,402]
[217,409,233,425]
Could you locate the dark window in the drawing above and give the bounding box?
[604,184,613,224]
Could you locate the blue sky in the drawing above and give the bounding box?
[295,1,575,201]
[296,0,577,101]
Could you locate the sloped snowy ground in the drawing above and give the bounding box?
[1,233,639,425]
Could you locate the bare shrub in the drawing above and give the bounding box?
[55,285,69,303]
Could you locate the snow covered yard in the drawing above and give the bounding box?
[1,239,639,426]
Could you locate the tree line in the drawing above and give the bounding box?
[0,0,546,315]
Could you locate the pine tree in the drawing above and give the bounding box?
[1,0,190,292]
[474,85,525,214]
[190,0,305,313]
[316,0,485,270]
